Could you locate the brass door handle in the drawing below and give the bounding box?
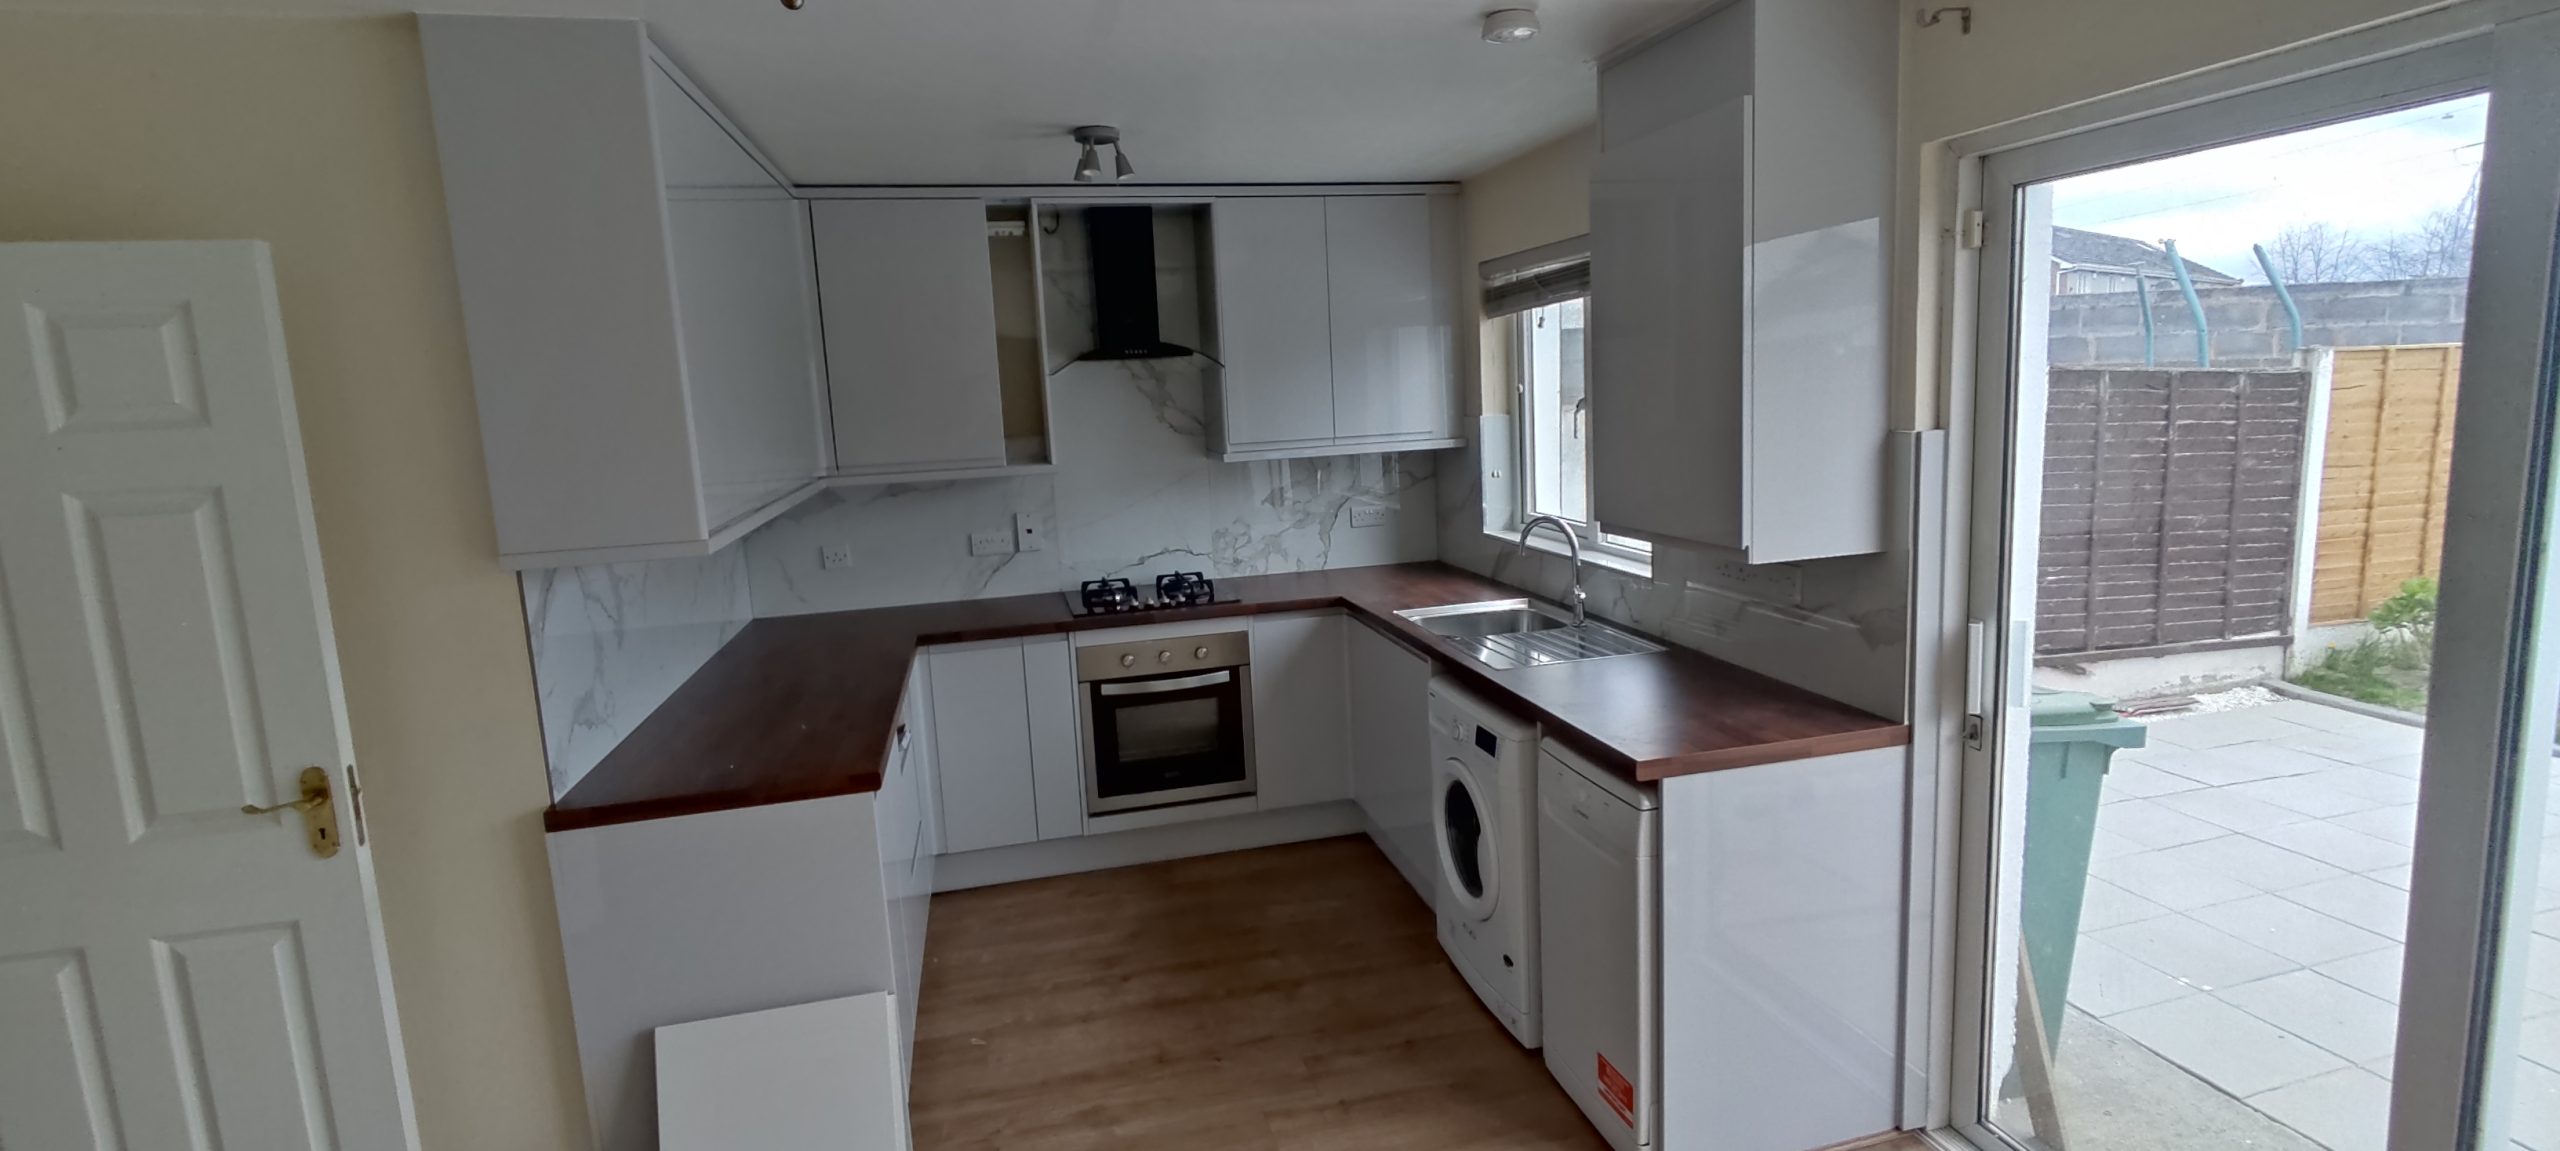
[241,767,341,859]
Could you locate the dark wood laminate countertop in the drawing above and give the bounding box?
[545,562,1909,832]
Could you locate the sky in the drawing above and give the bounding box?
[2048,93,2488,282]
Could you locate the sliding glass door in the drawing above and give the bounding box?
[1954,11,2560,1149]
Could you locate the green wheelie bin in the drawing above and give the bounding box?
[2022,689,2149,1053]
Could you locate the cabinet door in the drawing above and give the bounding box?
[1250,612,1350,810]
[1589,97,1750,551]
[1021,636,1085,840]
[666,194,827,529]
[927,642,1039,853]
[1326,196,1450,441]
[1346,620,1434,896]
[1209,198,1336,448]
[813,199,1009,473]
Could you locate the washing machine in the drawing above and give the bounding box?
[1427,677,1541,1047]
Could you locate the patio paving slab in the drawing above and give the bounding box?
[2215,969,2401,1063]
[2252,820,2413,873]
[2090,845,2265,910]
[2276,875,2411,941]
[2078,877,2175,931]
[2146,834,2351,892]
[2066,937,2206,1017]
[2091,913,2301,991]
[2109,994,2350,1096]
[2153,785,2319,834]
[2247,1067,2392,1151]
[2097,798,2232,850]
[2186,894,2396,966]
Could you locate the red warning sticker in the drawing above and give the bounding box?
[1597,1052,1635,1127]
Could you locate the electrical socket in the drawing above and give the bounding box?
[1014,513,1046,552]
[968,530,1014,557]
[1348,502,1390,529]
[818,543,855,571]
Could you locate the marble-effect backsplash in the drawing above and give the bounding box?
[522,548,752,798]
[745,203,1438,617]
[1439,414,1911,721]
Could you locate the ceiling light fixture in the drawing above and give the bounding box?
[1481,8,1539,43]
[1072,125,1131,184]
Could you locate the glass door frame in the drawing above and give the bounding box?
[1938,6,2560,1146]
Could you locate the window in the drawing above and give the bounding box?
[1514,298,1649,565]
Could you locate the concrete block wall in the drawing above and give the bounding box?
[2048,277,2467,367]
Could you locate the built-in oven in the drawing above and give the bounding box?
[1077,631,1254,816]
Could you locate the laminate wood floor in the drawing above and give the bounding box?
[909,835,1608,1149]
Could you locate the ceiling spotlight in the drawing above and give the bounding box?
[1113,145,1137,181]
[1481,8,1539,43]
[779,0,804,8]
[1071,125,1123,183]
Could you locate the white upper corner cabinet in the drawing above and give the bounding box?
[1249,611,1351,810]
[1206,195,1460,462]
[1326,195,1458,444]
[810,199,1011,476]
[1589,0,1894,564]
[418,17,828,570]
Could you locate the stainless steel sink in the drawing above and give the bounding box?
[1396,599,1664,670]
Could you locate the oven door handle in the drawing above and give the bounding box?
[1095,669,1235,696]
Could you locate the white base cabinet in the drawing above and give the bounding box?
[1250,611,1351,810]
[1346,617,1436,901]
[927,636,1083,853]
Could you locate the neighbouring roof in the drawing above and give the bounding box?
[2052,226,2243,286]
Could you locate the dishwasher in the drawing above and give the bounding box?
[1538,739,1659,1151]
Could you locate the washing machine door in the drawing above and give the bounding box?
[1433,756,1498,922]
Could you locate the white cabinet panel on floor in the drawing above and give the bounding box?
[656,993,912,1151]
[1346,618,1435,900]
[419,18,827,568]
[811,199,1010,475]
[1250,612,1350,810]
[1588,0,1893,563]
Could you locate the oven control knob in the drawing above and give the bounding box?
[1119,653,1137,668]
[1157,649,1174,663]
[1194,645,1211,660]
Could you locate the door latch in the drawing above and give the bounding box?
[241,766,341,859]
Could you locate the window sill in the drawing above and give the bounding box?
[1485,529,1654,581]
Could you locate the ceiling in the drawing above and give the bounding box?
[32,0,1700,184]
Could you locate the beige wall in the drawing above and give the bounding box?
[0,12,589,1150]
[1459,128,1596,416]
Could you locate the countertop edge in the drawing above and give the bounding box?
[543,567,1911,834]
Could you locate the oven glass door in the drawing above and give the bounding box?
[1087,668,1252,814]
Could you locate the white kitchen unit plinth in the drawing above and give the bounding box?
[1659,744,1905,1151]
[1589,0,1895,563]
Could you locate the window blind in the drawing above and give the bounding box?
[1480,234,1591,319]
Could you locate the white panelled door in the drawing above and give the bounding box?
[0,242,418,1150]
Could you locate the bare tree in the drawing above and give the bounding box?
[2260,221,2371,284]
[2366,177,2480,280]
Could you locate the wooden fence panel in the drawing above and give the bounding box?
[2309,345,2461,625]
[2037,367,2310,656]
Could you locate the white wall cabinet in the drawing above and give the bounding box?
[1346,618,1435,901]
[1249,612,1350,810]
[1588,0,1894,564]
[812,200,1012,476]
[420,17,829,569]
[1207,195,1460,461]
